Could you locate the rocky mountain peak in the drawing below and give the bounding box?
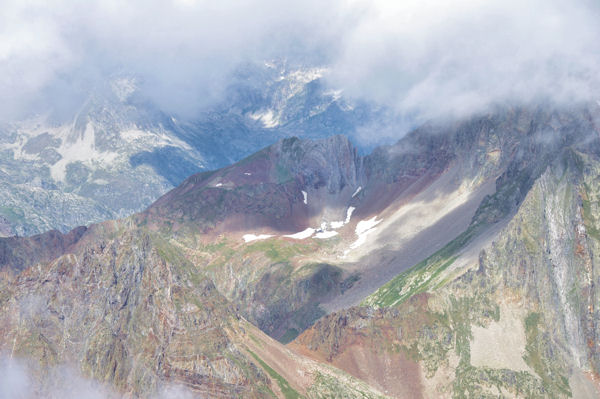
[273,135,363,194]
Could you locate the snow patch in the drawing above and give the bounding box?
[243,234,273,243]
[284,228,315,240]
[355,216,382,235]
[50,122,119,182]
[351,186,362,198]
[215,183,223,187]
[302,190,308,205]
[119,129,192,151]
[329,206,356,230]
[314,220,339,239]
[157,132,193,150]
[345,206,356,224]
[315,230,338,239]
[330,221,345,229]
[249,109,280,128]
[350,216,382,249]
[244,172,252,176]
[120,129,152,142]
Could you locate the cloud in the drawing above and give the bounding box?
[1,0,599,127]
[328,0,600,123]
[0,355,31,398]
[0,0,348,120]
[0,354,114,399]
[0,353,201,399]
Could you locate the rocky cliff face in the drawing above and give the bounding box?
[0,228,267,397]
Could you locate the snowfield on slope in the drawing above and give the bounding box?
[243,234,274,242]
[323,164,497,313]
[243,204,356,243]
[350,216,382,249]
[315,230,339,239]
[284,228,315,240]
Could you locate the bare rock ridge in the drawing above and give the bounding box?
[1,104,600,397]
[0,226,87,274]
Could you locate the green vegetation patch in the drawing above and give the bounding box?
[581,183,600,241]
[152,235,192,268]
[244,239,313,263]
[306,372,386,399]
[150,234,206,288]
[363,225,480,307]
[364,216,492,308]
[279,328,300,344]
[444,297,549,397]
[523,312,572,397]
[247,349,300,399]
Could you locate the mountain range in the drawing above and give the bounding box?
[1,102,600,397]
[0,62,385,237]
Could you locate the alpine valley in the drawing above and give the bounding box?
[2,100,600,398]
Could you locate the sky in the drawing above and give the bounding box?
[1,0,600,125]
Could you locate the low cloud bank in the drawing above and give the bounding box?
[2,0,599,135]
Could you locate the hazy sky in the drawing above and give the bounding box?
[2,0,600,122]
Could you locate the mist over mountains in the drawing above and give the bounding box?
[3,0,600,236]
[2,1,600,398]
[3,0,600,124]
[0,60,391,236]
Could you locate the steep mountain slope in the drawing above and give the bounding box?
[0,222,387,398]
[292,132,600,396]
[1,104,600,397]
